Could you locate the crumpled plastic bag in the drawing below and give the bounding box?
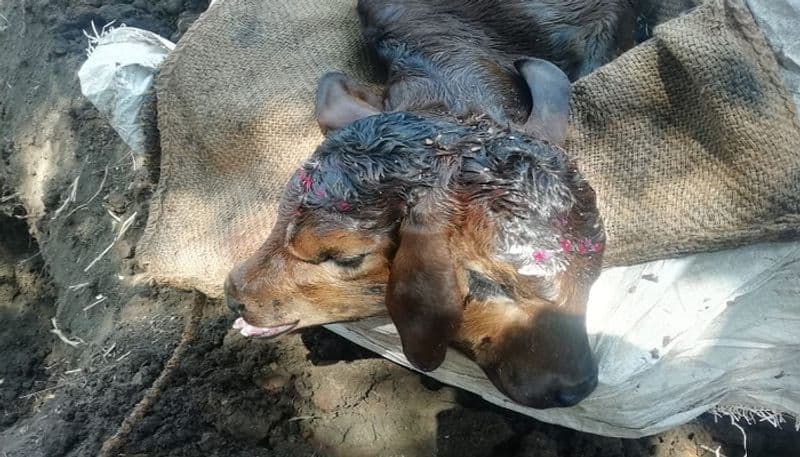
[77,23,174,154]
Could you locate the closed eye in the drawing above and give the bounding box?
[331,254,367,269]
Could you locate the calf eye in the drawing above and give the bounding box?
[332,254,366,269]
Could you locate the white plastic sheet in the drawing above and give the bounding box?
[79,4,800,438]
[328,240,800,437]
[747,0,800,110]
[77,24,174,155]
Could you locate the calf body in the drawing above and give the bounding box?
[360,0,636,122]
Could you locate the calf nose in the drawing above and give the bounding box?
[226,294,245,314]
[554,373,598,407]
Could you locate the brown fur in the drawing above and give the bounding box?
[226,212,395,330]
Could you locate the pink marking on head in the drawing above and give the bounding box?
[298,169,313,192]
[532,250,551,263]
[560,238,573,253]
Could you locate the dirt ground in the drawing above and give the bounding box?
[0,1,797,456]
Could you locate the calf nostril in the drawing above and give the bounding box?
[555,375,598,407]
[226,295,246,314]
[555,389,584,407]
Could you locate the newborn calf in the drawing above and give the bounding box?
[226,0,629,408]
[227,58,605,408]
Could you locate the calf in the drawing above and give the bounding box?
[226,0,633,407]
[227,67,604,408]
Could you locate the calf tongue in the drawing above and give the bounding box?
[233,317,297,338]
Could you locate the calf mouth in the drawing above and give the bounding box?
[232,317,299,339]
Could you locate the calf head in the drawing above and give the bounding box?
[226,59,605,408]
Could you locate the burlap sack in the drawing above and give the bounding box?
[137,0,800,296]
[138,0,378,295]
[567,0,800,265]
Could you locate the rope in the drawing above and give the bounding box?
[98,290,206,457]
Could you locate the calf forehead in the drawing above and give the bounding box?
[497,217,567,276]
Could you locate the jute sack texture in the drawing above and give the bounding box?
[138,0,378,295]
[137,0,800,297]
[567,0,800,265]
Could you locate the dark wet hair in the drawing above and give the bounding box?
[288,112,580,227]
[289,113,460,218]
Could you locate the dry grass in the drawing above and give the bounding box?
[49,318,84,348]
[0,11,10,33]
[83,210,137,272]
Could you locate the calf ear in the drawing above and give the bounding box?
[315,72,383,133]
[514,58,571,145]
[386,211,463,372]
